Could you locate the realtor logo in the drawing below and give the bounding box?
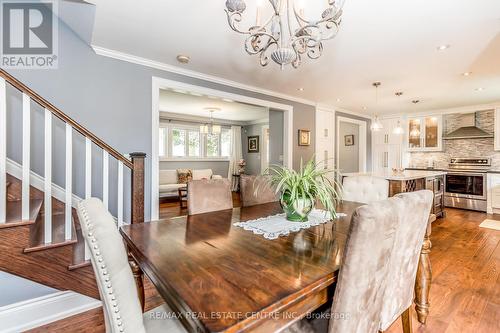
[1,0,58,69]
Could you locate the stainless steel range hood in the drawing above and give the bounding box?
[443,112,493,140]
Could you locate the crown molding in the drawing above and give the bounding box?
[382,101,500,118]
[92,45,318,107]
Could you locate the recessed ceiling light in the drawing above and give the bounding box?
[475,87,484,91]
[189,92,203,97]
[362,106,367,110]
[207,95,218,99]
[437,44,450,51]
[176,55,190,64]
[298,87,304,92]
[336,98,341,102]
[222,98,234,103]
[462,72,472,76]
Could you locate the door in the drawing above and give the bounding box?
[315,108,335,172]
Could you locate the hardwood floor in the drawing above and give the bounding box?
[385,208,500,333]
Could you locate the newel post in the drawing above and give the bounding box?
[130,152,146,224]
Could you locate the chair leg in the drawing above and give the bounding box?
[401,307,412,333]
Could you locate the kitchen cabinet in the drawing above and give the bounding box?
[494,108,500,151]
[425,175,445,218]
[487,173,500,213]
[407,115,443,151]
[372,118,403,173]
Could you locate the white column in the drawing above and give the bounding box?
[85,138,92,199]
[44,109,52,244]
[117,161,124,227]
[102,150,109,209]
[22,93,30,220]
[0,78,6,224]
[65,124,72,240]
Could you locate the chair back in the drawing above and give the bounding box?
[378,190,433,330]
[77,198,146,333]
[187,179,233,215]
[329,190,433,333]
[240,175,278,207]
[342,175,389,204]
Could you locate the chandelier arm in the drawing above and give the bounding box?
[244,32,278,55]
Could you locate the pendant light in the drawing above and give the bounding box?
[409,100,421,138]
[370,82,383,131]
[393,92,404,135]
[201,108,222,134]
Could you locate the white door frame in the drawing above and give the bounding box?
[336,116,367,173]
[151,77,294,220]
[315,107,335,169]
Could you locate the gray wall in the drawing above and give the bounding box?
[269,109,284,166]
[6,17,316,220]
[159,161,229,178]
[335,111,372,171]
[338,121,360,173]
[242,123,266,175]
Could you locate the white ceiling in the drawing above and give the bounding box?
[159,89,269,121]
[91,0,500,115]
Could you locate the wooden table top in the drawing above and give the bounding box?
[120,201,362,333]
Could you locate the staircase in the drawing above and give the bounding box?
[0,69,146,299]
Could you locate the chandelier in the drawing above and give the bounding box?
[225,0,345,69]
[200,108,221,135]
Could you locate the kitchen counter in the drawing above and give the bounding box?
[343,170,447,181]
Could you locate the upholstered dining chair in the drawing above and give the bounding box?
[342,175,389,204]
[286,190,433,333]
[77,198,187,333]
[187,179,233,215]
[239,174,278,207]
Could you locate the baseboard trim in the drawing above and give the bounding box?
[0,290,101,333]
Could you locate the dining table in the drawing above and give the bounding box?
[120,201,432,333]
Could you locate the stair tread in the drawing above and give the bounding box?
[70,209,89,270]
[0,199,43,229]
[24,212,78,253]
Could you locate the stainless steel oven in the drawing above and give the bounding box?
[444,158,490,211]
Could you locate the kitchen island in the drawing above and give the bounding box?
[342,169,447,324]
[343,170,446,218]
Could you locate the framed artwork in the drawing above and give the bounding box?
[298,129,311,146]
[345,134,354,146]
[248,136,259,153]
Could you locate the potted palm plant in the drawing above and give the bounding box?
[266,158,342,222]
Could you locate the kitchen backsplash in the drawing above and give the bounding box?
[408,109,500,169]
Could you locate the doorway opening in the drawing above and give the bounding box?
[336,116,367,173]
[151,77,293,220]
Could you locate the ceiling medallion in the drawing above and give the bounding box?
[225,0,345,69]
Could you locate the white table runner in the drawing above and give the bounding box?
[234,209,347,240]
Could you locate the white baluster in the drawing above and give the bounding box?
[44,109,52,244]
[85,138,92,199]
[0,78,6,224]
[22,93,30,220]
[84,138,92,260]
[65,124,72,240]
[102,151,109,209]
[117,161,123,227]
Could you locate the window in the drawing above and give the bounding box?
[188,131,200,157]
[159,127,167,157]
[206,133,219,157]
[159,123,231,159]
[171,129,186,157]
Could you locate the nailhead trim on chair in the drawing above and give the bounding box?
[79,201,125,333]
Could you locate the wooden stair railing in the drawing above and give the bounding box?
[0,68,145,254]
